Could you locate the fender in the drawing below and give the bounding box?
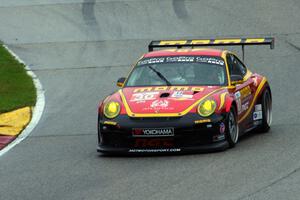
[225,94,236,113]
[257,82,271,101]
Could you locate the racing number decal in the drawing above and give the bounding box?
[235,91,242,113]
[130,92,158,102]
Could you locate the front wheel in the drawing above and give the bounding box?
[225,106,239,148]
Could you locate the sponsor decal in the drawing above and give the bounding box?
[154,86,168,91]
[195,57,224,65]
[213,123,226,142]
[133,86,204,93]
[150,100,169,108]
[194,119,211,124]
[142,106,174,112]
[170,86,189,91]
[171,91,183,98]
[239,101,249,114]
[103,121,117,126]
[255,104,262,111]
[213,134,225,142]
[235,87,252,114]
[220,122,225,134]
[128,148,181,153]
[137,56,224,66]
[253,111,263,120]
[207,124,212,128]
[240,86,252,99]
[182,94,194,99]
[133,87,153,93]
[130,92,158,102]
[235,91,241,99]
[254,120,262,126]
[235,92,242,113]
[166,56,195,62]
[173,98,194,101]
[191,87,205,92]
[137,57,165,65]
[134,138,174,148]
[132,128,174,137]
[171,91,194,99]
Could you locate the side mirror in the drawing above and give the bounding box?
[116,77,126,87]
[230,74,244,85]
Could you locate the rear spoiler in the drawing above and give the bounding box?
[148,37,275,61]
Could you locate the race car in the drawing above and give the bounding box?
[97,37,274,154]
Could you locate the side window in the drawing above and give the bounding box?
[226,54,233,74]
[226,54,247,77]
[234,56,247,76]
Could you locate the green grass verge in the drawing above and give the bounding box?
[0,44,36,113]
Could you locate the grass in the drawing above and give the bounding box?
[0,44,36,113]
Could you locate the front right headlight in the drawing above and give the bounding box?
[197,99,217,117]
[104,101,121,119]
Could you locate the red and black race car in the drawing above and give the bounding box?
[97,37,274,154]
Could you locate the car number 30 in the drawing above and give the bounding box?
[130,92,158,102]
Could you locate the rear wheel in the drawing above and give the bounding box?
[257,89,272,133]
[225,107,239,148]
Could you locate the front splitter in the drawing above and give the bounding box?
[97,140,229,155]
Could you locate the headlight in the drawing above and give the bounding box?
[104,101,121,119]
[198,99,217,117]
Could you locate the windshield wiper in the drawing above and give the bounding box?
[148,66,172,86]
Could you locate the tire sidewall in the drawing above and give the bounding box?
[225,106,239,147]
[259,89,272,132]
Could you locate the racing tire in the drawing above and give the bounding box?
[257,89,272,133]
[225,106,239,148]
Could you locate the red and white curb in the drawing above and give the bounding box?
[0,45,45,157]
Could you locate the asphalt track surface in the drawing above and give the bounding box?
[0,0,300,199]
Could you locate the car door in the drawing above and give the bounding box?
[227,54,255,123]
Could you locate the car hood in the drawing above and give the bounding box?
[120,86,223,115]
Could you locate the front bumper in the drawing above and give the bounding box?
[97,113,228,154]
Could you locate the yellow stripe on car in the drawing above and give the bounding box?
[238,77,267,123]
[218,92,228,110]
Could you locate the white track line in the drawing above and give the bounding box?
[0,45,45,157]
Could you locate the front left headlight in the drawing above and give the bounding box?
[198,99,217,117]
[104,101,121,119]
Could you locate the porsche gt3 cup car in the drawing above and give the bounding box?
[97,37,274,154]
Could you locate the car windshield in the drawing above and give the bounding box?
[125,56,227,86]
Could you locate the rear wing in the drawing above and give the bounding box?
[148,37,275,61]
